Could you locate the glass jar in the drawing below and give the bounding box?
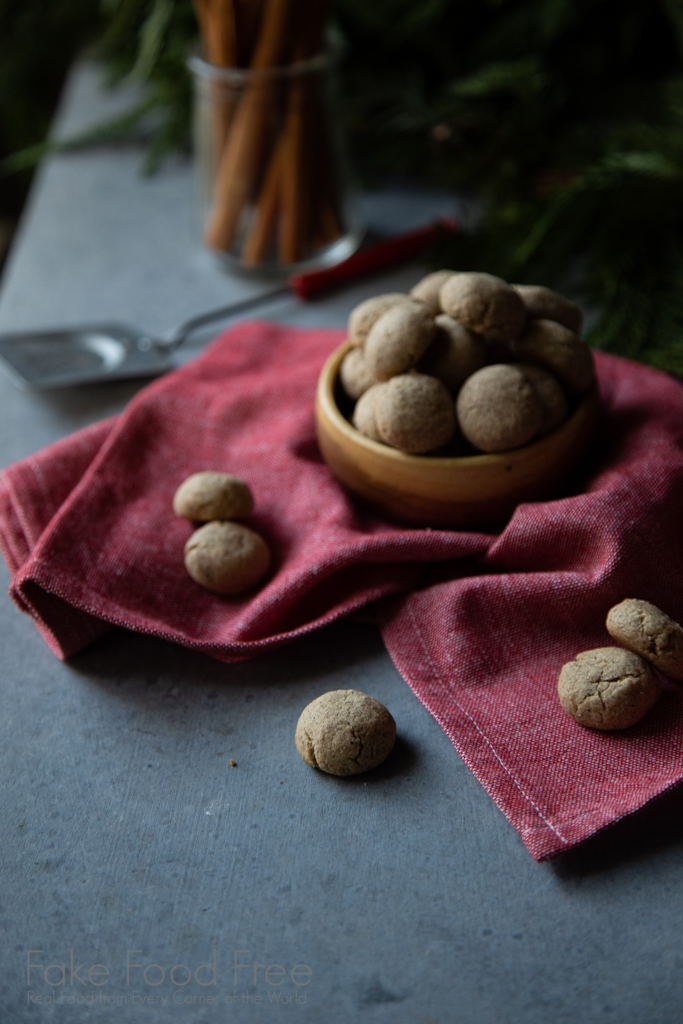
[188,50,363,276]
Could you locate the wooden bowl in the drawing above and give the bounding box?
[315,340,600,528]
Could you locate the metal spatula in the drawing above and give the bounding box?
[0,219,456,391]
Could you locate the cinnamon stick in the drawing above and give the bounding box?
[204,0,297,252]
[277,78,308,263]
[194,0,239,176]
[233,0,267,67]
[241,131,285,264]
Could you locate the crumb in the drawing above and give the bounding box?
[229,759,237,767]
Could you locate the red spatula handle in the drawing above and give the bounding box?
[287,217,458,300]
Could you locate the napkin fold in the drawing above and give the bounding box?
[2,320,683,860]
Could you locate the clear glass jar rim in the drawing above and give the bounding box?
[187,49,330,84]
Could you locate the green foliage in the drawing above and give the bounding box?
[3,0,683,372]
[96,0,197,171]
[333,0,683,372]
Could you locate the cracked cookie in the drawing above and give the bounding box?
[606,598,683,680]
[557,647,661,730]
[295,690,396,776]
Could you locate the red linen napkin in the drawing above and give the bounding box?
[1,320,683,860]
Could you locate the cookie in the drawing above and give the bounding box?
[418,314,487,393]
[352,382,387,442]
[339,346,380,401]
[295,689,396,776]
[557,647,661,730]
[510,319,595,395]
[409,270,455,315]
[184,521,270,595]
[512,284,583,334]
[375,373,456,453]
[348,294,409,347]
[173,472,254,521]
[455,364,544,452]
[606,598,683,680]
[518,364,568,436]
[364,300,437,381]
[439,272,527,343]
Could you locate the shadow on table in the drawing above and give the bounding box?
[552,782,683,878]
[68,618,418,781]
[69,617,388,693]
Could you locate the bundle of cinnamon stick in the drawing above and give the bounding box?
[194,0,345,266]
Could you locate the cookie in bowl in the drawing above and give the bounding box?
[315,275,598,527]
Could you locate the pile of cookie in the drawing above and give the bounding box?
[558,599,683,730]
[340,271,595,455]
[174,472,271,595]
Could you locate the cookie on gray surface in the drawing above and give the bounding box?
[606,599,683,680]
[456,364,544,452]
[557,647,661,730]
[173,472,254,521]
[375,373,456,454]
[295,689,396,776]
[439,272,527,343]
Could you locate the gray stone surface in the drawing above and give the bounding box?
[1,62,683,1024]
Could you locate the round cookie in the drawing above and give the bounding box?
[510,319,595,395]
[364,300,437,381]
[518,363,568,436]
[558,647,660,730]
[456,364,544,453]
[352,382,387,442]
[339,346,380,401]
[173,472,254,521]
[512,284,583,334]
[348,293,409,347]
[184,521,270,595]
[295,689,396,776]
[409,270,455,315]
[606,598,683,680]
[418,314,487,392]
[439,272,527,343]
[375,373,456,454]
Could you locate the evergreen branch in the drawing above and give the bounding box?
[0,97,157,177]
